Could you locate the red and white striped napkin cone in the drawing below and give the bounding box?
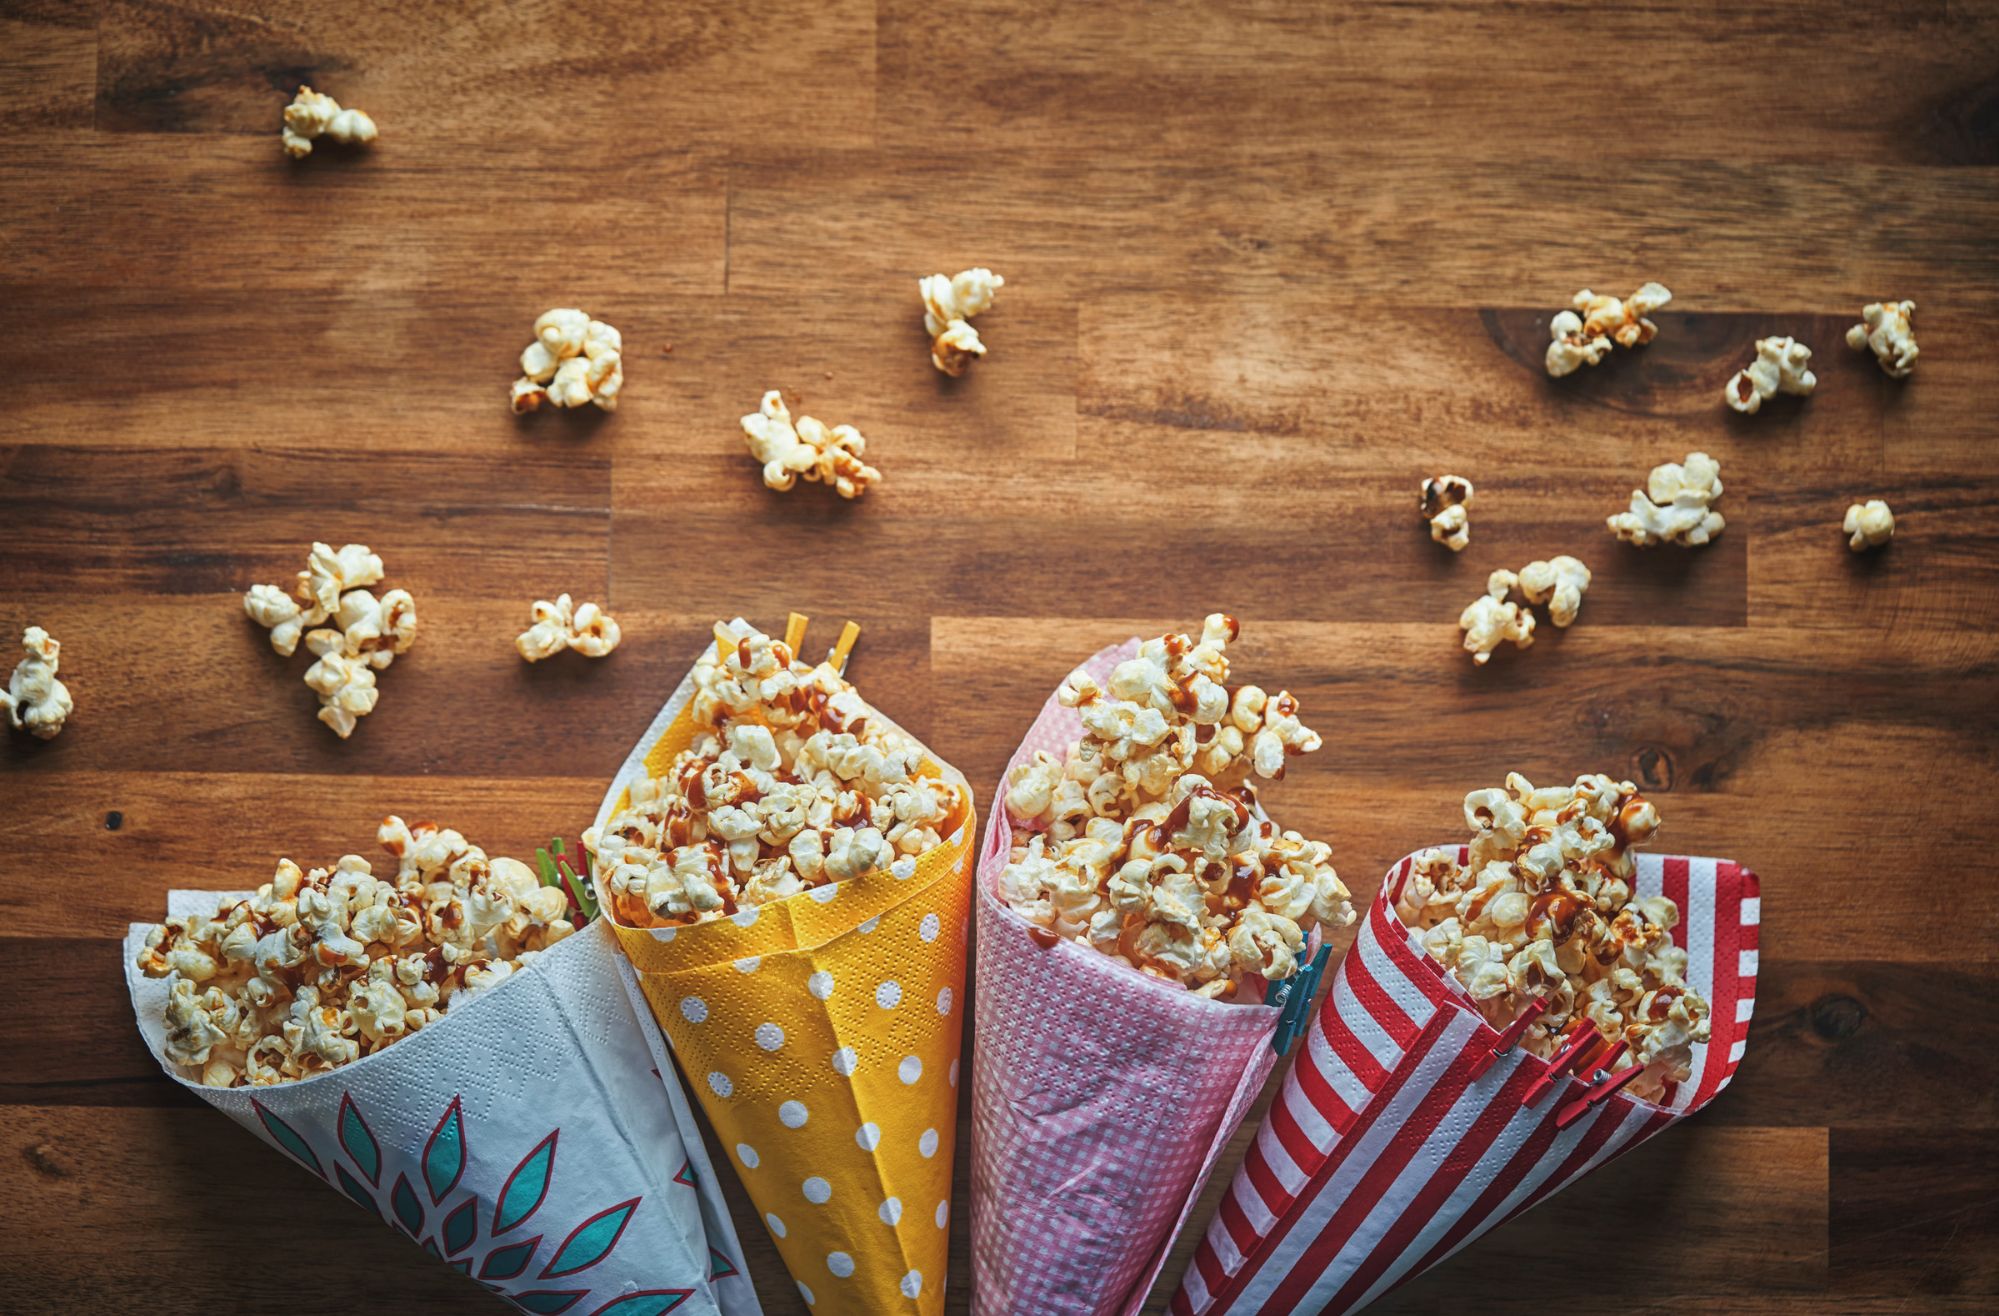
[971,639,1306,1316]
[1175,846,1761,1316]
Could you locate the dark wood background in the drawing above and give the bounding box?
[5,0,1997,1311]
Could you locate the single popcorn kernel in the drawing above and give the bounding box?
[242,543,418,738]
[8,626,72,740]
[511,310,623,413]
[739,390,881,499]
[1420,475,1475,552]
[1460,570,1535,665]
[1844,499,1895,552]
[1518,555,1591,628]
[1394,773,1711,1103]
[1545,282,1671,377]
[1608,451,1726,548]
[1725,337,1817,414]
[1847,300,1918,378]
[920,268,1005,376]
[281,86,377,159]
[515,593,622,661]
[998,616,1354,1003]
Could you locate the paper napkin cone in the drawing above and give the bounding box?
[1176,847,1761,1316]
[125,907,762,1316]
[593,621,975,1316]
[970,639,1301,1316]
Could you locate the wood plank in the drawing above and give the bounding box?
[1830,1128,1999,1297]
[0,17,95,131]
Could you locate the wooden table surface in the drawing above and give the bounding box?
[6,1,1998,1312]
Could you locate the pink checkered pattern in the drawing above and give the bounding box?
[1175,848,1761,1316]
[970,640,1286,1316]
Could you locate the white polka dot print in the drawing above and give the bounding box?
[891,857,917,881]
[935,1200,949,1229]
[919,1128,939,1158]
[901,1270,923,1298]
[919,912,940,942]
[859,915,882,934]
[831,1047,857,1076]
[647,924,677,943]
[736,1143,758,1168]
[809,883,839,903]
[803,1176,832,1204]
[755,1022,786,1051]
[731,906,759,927]
[936,986,953,1015]
[764,1212,785,1237]
[876,980,903,1009]
[879,1197,902,1225]
[707,1071,733,1098]
[898,1055,923,1085]
[950,1057,960,1088]
[827,1251,855,1278]
[680,996,708,1024]
[856,1122,881,1151]
[778,1100,809,1128]
[797,1281,814,1305]
[734,956,761,973]
[808,971,835,1000]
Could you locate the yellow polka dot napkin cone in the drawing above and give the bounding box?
[594,621,973,1314]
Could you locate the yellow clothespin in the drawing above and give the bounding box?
[784,612,810,653]
[830,620,861,674]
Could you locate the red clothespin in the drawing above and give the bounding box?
[1470,996,1549,1080]
[1555,1062,1646,1129]
[1522,1021,1600,1108]
[1578,1039,1630,1085]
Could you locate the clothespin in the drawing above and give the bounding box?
[1522,1020,1601,1108]
[1469,995,1548,1080]
[829,620,861,674]
[712,620,740,655]
[1579,1039,1630,1086]
[1555,1062,1645,1129]
[1272,944,1333,1056]
[784,612,810,652]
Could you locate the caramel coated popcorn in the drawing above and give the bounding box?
[999,617,1353,1001]
[1846,300,1918,378]
[740,390,881,499]
[1545,283,1671,377]
[1608,452,1725,548]
[1395,774,1712,1102]
[136,818,576,1087]
[281,86,377,159]
[1725,336,1817,414]
[1460,569,1536,665]
[242,543,418,737]
[585,621,967,928]
[516,593,622,661]
[920,268,1005,376]
[1420,475,1475,553]
[1844,499,1895,552]
[511,310,623,413]
[7,626,72,740]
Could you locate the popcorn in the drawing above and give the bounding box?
[516,593,622,661]
[1608,451,1726,548]
[920,268,1005,376]
[1545,282,1671,377]
[1846,300,1918,378]
[1725,336,1817,414]
[1420,475,1475,552]
[1518,555,1591,628]
[739,390,882,499]
[1394,773,1710,1101]
[7,626,72,740]
[999,618,1352,1001]
[1844,499,1894,552]
[281,86,377,159]
[136,819,577,1087]
[242,543,418,737]
[511,310,622,412]
[1459,569,1535,665]
[585,620,967,929]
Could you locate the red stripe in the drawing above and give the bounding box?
[1267,1089,1322,1176]
[1660,856,1690,952]
[1689,860,1746,1109]
[1322,991,1390,1090]
[1196,1223,1233,1292]
[1216,1179,1261,1257]
[1342,940,1420,1050]
[1369,900,1453,1009]
[1289,1041,1358,1138]
[1206,1008,1453,1316]
[1172,1286,1196,1316]
[1383,854,1416,906]
[1262,1013,1485,1314]
[1488,1096,1634,1234]
[1397,1084,1568,1281]
[1243,1143,1294,1220]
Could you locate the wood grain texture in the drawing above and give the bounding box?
[4,0,1997,1312]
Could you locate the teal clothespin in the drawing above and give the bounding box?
[1271,943,1333,1056]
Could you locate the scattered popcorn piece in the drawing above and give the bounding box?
[281,86,377,159]
[1844,499,1895,552]
[1846,300,1918,379]
[1608,451,1726,548]
[739,390,882,499]
[7,626,72,740]
[241,543,418,737]
[586,619,966,930]
[515,593,622,661]
[998,618,1352,1002]
[511,310,622,412]
[1420,475,1475,552]
[1460,570,1535,665]
[920,268,1005,376]
[1518,555,1591,628]
[1394,773,1711,1102]
[1544,283,1671,377]
[1725,336,1817,414]
[136,820,579,1086]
